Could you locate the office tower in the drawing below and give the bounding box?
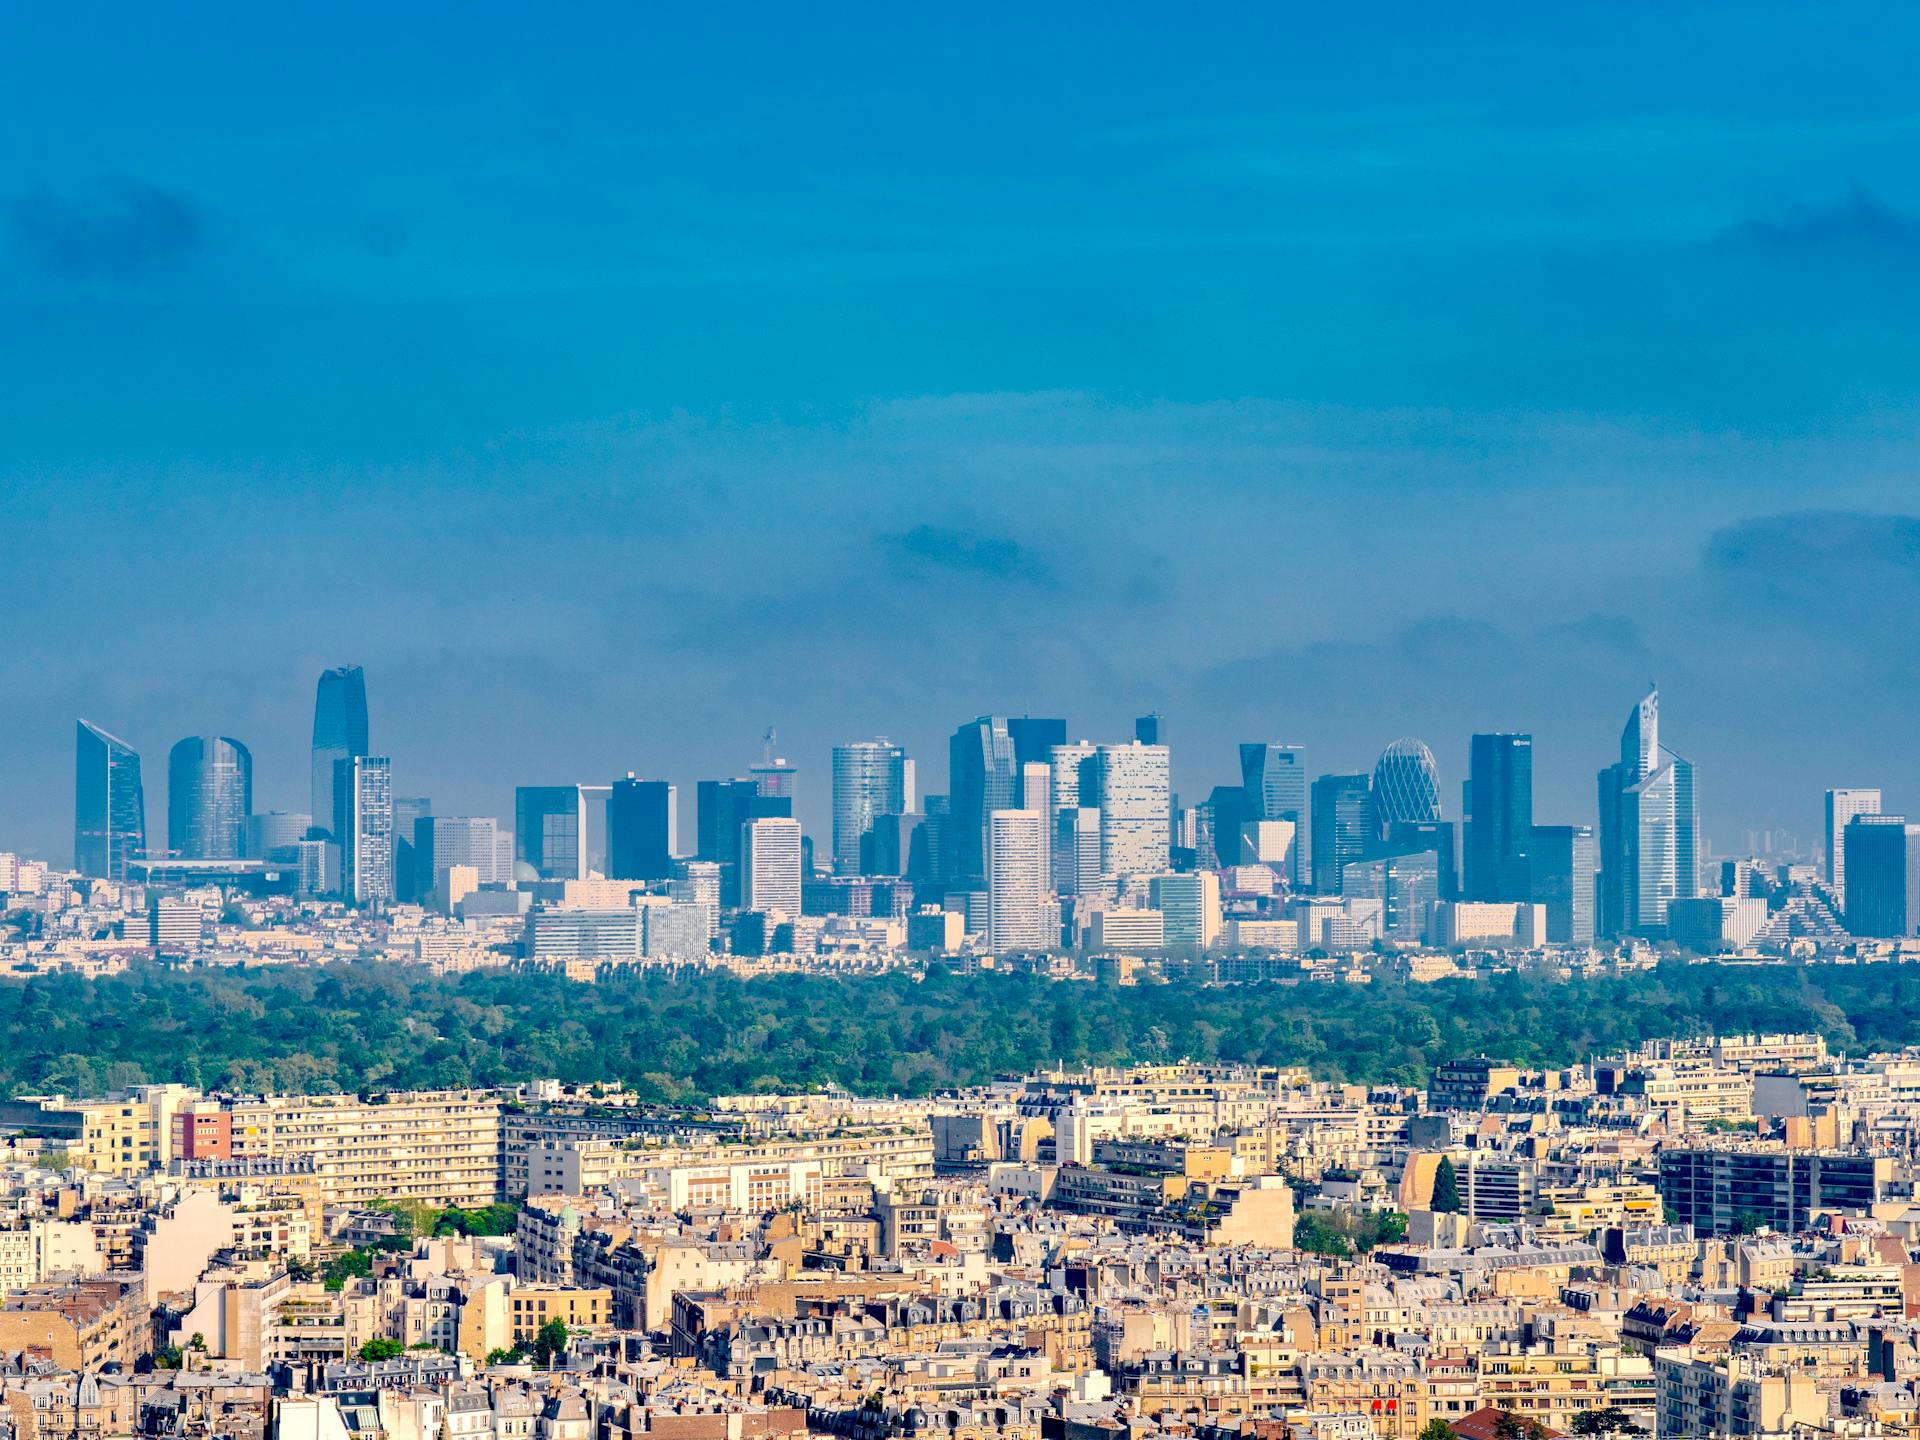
[1151,871,1221,950]
[696,778,791,906]
[1843,815,1920,936]
[577,783,612,877]
[74,720,147,881]
[1240,743,1310,887]
[949,717,1017,887]
[166,736,252,861]
[1826,788,1882,894]
[1466,734,1533,902]
[1054,808,1102,897]
[670,860,722,939]
[417,815,511,896]
[1530,824,1598,944]
[1310,774,1371,895]
[1596,687,1699,936]
[391,795,431,902]
[333,755,394,905]
[861,812,924,878]
[1341,850,1439,944]
[610,777,677,881]
[246,811,311,859]
[830,740,911,873]
[1007,717,1067,805]
[1047,742,1096,881]
[515,785,589,881]
[1370,739,1442,831]
[988,809,1048,953]
[1020,762,1053,889]
[1134,712,1164,746]
[1200,783,1252,869]
[740,816,802,918]
[750,755,797,800]
[1093,742,1171,879]
[310,665,369,841]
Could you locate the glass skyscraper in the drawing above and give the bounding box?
[75,719,146,880]
[515,784,589,881]
[310,665,369,841]
[1596,687,1699,936]
[948,716,1017,888]
[167,736,252,860]
[1466,733,1533,902]
[1369,738,1442,831]
[610,776,677,880]
[830,740,911,874]
[1309,773,1372,895]
[333,754,394,905]
[1239,742,1309,887]
[1530,823,1598,944]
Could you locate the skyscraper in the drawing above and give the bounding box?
[1053,807,1102,898]
[1133,712,1164,746]
[515,785,589,881]
[310,665,369,842]
[74,720,146,881]
[416,815,512,895]
[830,740,911,873]
[1006,717,1067,805]
[166,736,252,861]
[1309,774,1371,895]
[1240,743,1310,887]
[1843,815,1920,937]
[1047,742,1097,883]
[1151,871,1221,950]
[391,795,432,901]
[987,809,1048,953]
[333,755,393,905]
[1370,739,1442,831]
[749,755,798,800]
[949,717,1017,887]
[1826,788,1882,895]
[610,777,677,881]
[1466,733,1533,902]
[1596,688,1699,936]
[1530,824,1598,944]
[740,816,803,918]
[696,778,791,906]
[1093,742,1171,879]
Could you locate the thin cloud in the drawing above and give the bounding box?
[7,178,207,281]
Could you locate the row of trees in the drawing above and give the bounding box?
[0,957,1902,1100]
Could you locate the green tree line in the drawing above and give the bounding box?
[0,957,1897,1101]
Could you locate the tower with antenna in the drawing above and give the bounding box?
[750,725,797,800]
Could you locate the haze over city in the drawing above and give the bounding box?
[6,6,1920,859]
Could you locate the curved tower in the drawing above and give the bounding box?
[1370,738,1442,831]
[168,736,253,859]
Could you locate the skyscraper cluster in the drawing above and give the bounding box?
[70,669,1920,952]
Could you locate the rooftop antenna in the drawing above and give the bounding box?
[763,726,777,764]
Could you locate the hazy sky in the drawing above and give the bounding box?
[5,5,1919,861]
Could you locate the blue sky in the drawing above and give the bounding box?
[3,4,1918,860]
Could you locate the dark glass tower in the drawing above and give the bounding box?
[1239,742,1309,887]
[310,665,369,840]
[949,717,1017,888]
[1466,733,1533,902]
[75,720,146,880]
[1310,773,1372,894]
[610,777,676,880]
[1006,717,1067,807]
[167,736,253,860]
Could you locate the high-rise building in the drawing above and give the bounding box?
[1529,824,1598,944]
[1341,850,1439,944]
[310,666,369,842]
[333,755,393,905]
[166,736,252,861]
[830,741,911,873]
[1151,871,1220,950]
[1047,742,1097,881]
[515,785,589,882]
[1370,739,1442,831]
[1596,688,1699,936]
[988,809,1048,953]
[1466,733,1533,902]
[669,860,722,940]
[610,777,677,881]
[1310,774,1371,895]
[696,778,790,906]
[1843,815,1920,937]
[1020,762,1053,889]
[416,815,511,896]
[749,756,797,800]
[1094,742,1171,880]
[1240,743,1309,887]
[1199,783,1252,869]
[1007,717,1067,806]
[391,795,431,902]
[74,720,147,881]
[1133,713,1164,746]
[1054,807,1102,898]
[245,811,311,859]
[949,717,1017,887]
[740,816,802,918]
[1826,788,1883,895]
